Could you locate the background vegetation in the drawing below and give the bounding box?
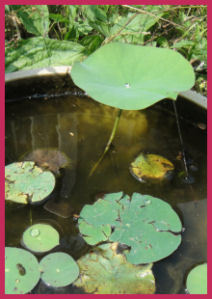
[5,5,207,95]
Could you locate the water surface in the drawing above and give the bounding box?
[5,78,207,294]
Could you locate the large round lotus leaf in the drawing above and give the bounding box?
[186,264,207,294]
[71,42,195,110]
[78,192,124,245]
[5,247,40,294]
[21,148,71,175]
[22,223,60,253]
[78,192,182,264]
[74,243,155,294]
[5,161,55,204]
[39,252,79,287]
[130,153,174,181]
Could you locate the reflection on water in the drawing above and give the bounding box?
[5,93,207,294]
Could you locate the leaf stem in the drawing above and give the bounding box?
[89,109,122,177]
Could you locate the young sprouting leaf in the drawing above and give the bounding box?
[5,247,40,294]
[186,263,207,294]
[22,223,60,253]
[39,252,79,287]
[5,161,55,205]
[71,42,195,110]
[74,242,155,294]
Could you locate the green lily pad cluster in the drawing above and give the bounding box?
[5,161,55,205]
[186,263,207,294]
[130,153,174,182]
[74,242,155,294]
[5,247,79,294]
[5,222,80,294]
[78,192,182,264]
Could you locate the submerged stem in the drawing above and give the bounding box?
[172,101,189,178]
[89,109,122,177]
[29,206,33,225]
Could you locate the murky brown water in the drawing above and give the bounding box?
[5,76,207,294]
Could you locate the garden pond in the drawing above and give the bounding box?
[5,74,207,294]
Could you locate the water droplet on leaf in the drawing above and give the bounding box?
[30,229,40,237]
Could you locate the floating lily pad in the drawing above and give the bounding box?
[71,42,195,110]
[74,243,155,294]
[79,192,182,264]
[22,223,60,253]
[186,263,207,294]
[5,247,40,294]
[130,153,174,182]
[5,161,55,205]
[39,252,79,287]
[21,148,71,175]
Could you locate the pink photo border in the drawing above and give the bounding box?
[1,0,209,297]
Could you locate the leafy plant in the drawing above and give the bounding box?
[74,242,155,294]
[5,37,84,73]
[186,263,207,294]
[5,161,55,204]
[5,247,40,294]
[10,5,49,37]
[22,223,60,253]
[78,192,182,264]
[39,252,79,287]
[130,153,174,182]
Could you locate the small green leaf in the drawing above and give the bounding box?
[130,153,174,182]
[74,243,155,294]
[81,35,104,55]
[84,5,107,22]
[71,42,195,110]
[22,223,60,253]
[5,247,40,294]
[39,252,79,287]
[49,13,69,23]
[5,161,55,205]
[13,5,49,36]
[186,263,207,294]
[5,37,84,73]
